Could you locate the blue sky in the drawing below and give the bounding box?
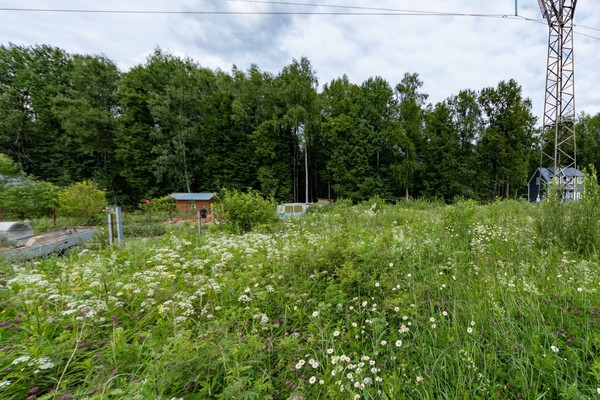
[1,0,599,120]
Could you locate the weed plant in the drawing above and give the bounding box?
[0,199,599,399]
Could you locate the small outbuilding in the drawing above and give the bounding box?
[527,167,583,202]
[170,193,216,215]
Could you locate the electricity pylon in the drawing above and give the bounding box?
[537,0,578,198]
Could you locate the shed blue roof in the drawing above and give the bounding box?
[170,193,216,201]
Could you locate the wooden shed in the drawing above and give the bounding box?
[170,193,216,215]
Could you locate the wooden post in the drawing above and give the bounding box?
[197,211,201,236]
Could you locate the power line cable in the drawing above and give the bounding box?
[574,31,600,40]
[514,15,600,41]
[225,0,486,15]
[0,6,522,18]
[0,4,597,40]
[227,0,600,33]
[573,24,600,33]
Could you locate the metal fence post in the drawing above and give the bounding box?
[115,207,124,247]
[107,213,114,246]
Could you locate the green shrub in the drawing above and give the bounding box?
[57,180,107,220]
[306,200,338,215]
[361,195,387,211]
[0,179,59,219]
[443,198,479,246]
[535,166,600,255]
[0,153,21,176]
[137,195,176,214]
[535,178,569,246]
[571,165,600,254]
[215,188,277,233]
[333,198,353,209]
[0,154,58,219]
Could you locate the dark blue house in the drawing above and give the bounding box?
[527,167,583,202]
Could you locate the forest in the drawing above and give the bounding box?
[2,43,600,206]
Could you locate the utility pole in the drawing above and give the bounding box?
[305,135,309,204]
[537,0,578,197]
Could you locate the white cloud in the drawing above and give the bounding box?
[0,0,598,117]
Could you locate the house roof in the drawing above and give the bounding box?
[170,192,216,201]
[536,167,583,182]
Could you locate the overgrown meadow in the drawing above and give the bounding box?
[1,199,600,399]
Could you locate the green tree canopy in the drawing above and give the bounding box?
[478,79,537,199]
[0,45,569,205]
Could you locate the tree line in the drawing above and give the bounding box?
[2,43,600,206]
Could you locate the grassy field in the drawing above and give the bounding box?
[1,199,599,399]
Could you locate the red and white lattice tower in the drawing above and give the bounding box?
[538,0,578,193]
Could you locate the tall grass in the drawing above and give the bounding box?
[0,199,599,399]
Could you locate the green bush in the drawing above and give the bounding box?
[0,178,59,219]
[216,188,277,233]
[443,197,479,245]
[535,178,568,246]
[306,202,334,215]
[361,195,387,211]
[137,195,176,214]
[535,166,600,255]
[57,180,107,220]
[0,153,59,219]
[0,153,21,176]
[571,165,600,254]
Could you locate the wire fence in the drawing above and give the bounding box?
[0,206,215,262]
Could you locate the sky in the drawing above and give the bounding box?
[1,0,599,123]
